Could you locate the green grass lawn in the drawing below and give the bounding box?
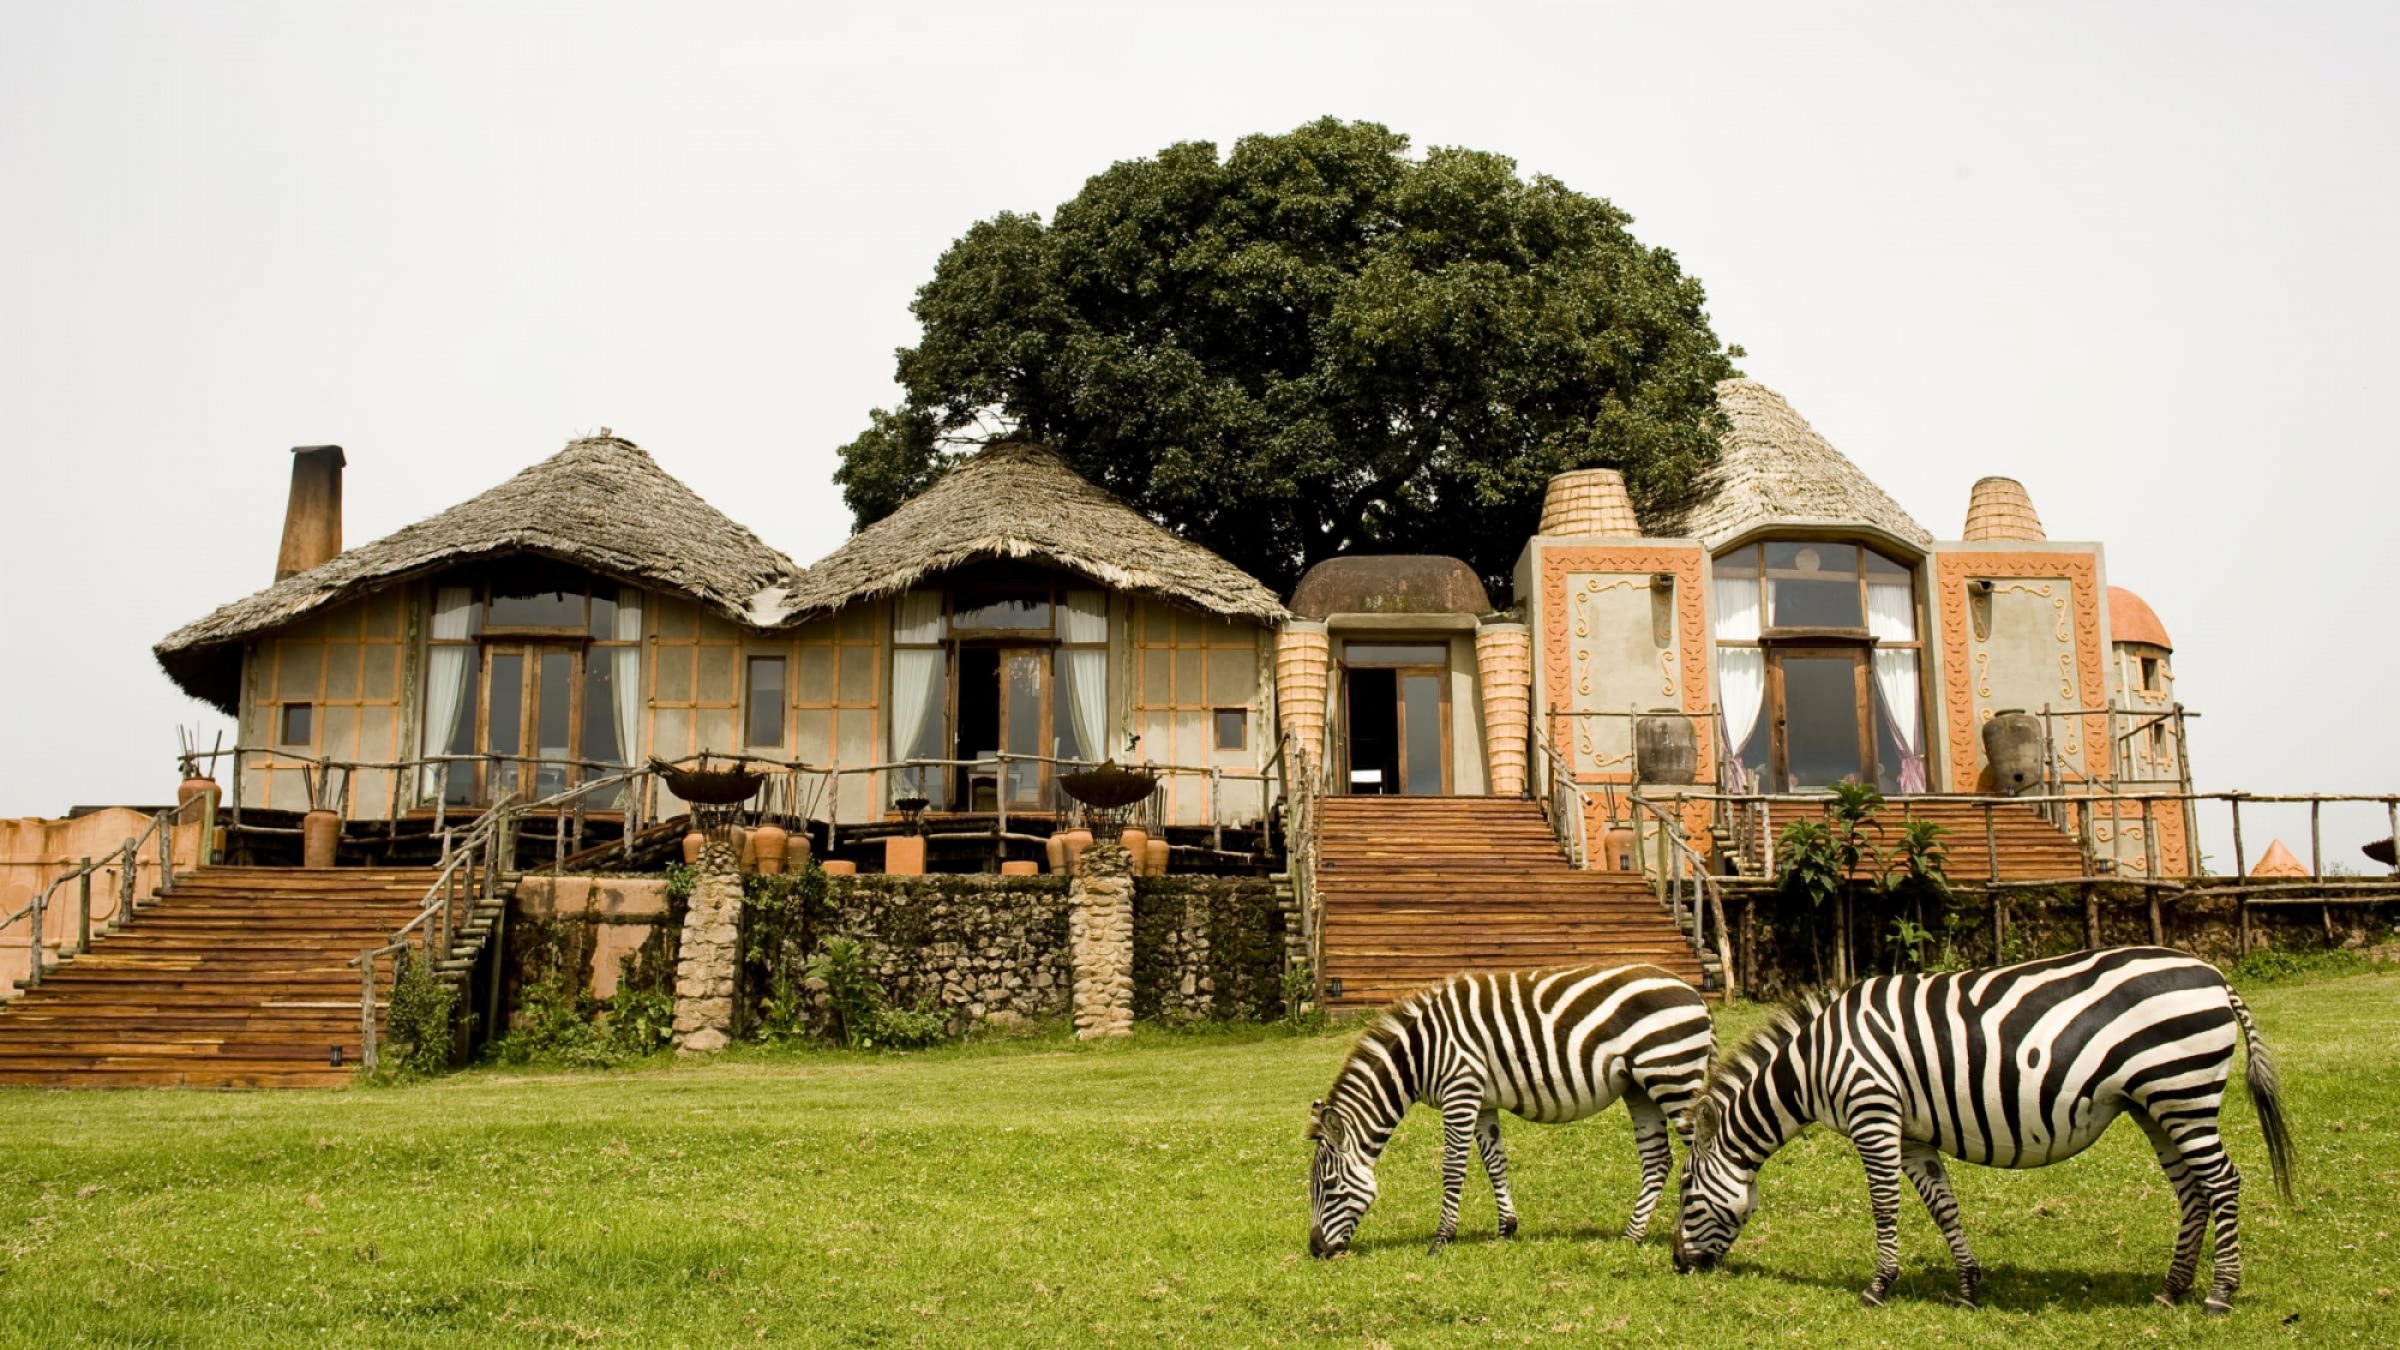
[3,969,2395,1347]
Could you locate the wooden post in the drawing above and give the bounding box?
[1992,893,2008,962]
[2081,881,2099,950]
[2232,798,2250,954]
[25,888,42,988]
[486,899,509,1043]
[2312,798,2333,943]
[2142,798,2162,946]
[118,847,135,926]
[200,785,218,868]
[76,861,91,956]
[360,960,379,1075]
[157,822,172,896]
[1210,767,1224,855]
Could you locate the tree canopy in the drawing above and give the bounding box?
[834,117,1741,602]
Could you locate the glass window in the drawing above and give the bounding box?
[582,660,622,768]
[1343,642,1448,666]
[278,703,313,747]
[746,656,787,748]
[1767,542,1863,630]
[1213,708,1247,751]
[487,561,588,629]
[952,591,1053,632]
[588,588,618,640]
[1401,673,1445,795]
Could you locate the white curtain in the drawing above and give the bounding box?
[1874,649,1928,792]
[1712,568,1765,792]
[1867,577,1915,641]
[891,648,946,804]
[1059,590,1107,643]
[1059,648,1107,765]
[1716,649,1767,793]
[418,587,474,799]
[895,590,944,643]
[611,589,643,780]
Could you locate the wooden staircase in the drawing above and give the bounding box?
[1725,798,2086,882]
[0,866,448,1088]
[1315,797,1708,1009]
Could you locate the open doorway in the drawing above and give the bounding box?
[951,646,1050,810]
[1339,642,1450,795]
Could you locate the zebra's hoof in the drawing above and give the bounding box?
[1427,1236,1451,1257]
[1498,1215,1519,1239]
[2154,1291,2179,1310]
[1859,1288,1886,1309]
[2203,1297,2233,1317]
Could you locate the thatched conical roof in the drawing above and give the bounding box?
[1650,379,1933,553]
[778,442,1285,625]
[157,435,800,712]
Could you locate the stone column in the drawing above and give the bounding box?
[671,839,742,1054]
[1274,621,1331,769]
[1067,840,1135,1039]
[1475,622,1532,797]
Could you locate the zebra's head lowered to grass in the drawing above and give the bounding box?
[1672,999,1815,1273]
[1306,1096,1380,1257]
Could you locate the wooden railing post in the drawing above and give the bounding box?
[25,888,43,988]
[2231,797,2250,954]
[2141,797,2162,945]
[360,959,379,1075]
[75,862,92,955]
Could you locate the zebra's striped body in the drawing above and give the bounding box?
[1673,947,2293,1313]
[1307,964,1713,1257]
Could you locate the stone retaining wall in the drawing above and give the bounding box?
[1132,876,1294,1022]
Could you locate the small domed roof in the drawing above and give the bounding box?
[2109,585,2172,650]
[1290,555,1491,620]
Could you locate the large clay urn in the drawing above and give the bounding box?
[681,831,706,865]
[1983,711,2045,796]
[1144,839,1172,878]
[820,859,858,877]
[177,776,219,810]
[302,809,340,870]
[750,824,791,876]
[1118,828,1150,870]
[1634,713,1698,786]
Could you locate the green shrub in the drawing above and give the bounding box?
[806,936,881,1047]
[2229,946,2370,986]
[865,999,952,1050]
[381,945,457,1078]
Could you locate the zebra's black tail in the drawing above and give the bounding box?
[2228,989,2295,1202]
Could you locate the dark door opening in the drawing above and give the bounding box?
[1345,668,1399,794]
[954,647,1001,809]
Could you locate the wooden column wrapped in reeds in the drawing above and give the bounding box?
[1475,622,1533,796]
[1273,621,1331,766]
[1962,476,2046,542]
[1537,468,1642,538]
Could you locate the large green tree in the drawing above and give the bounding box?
[835,118,1740,601]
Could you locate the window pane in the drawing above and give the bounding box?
[488,561,587,628]
[1782,656,1863,789]
[1767,542,1863,629]
[1400,674,1444,795]
[279,703,313,747]
[487,652,524,796]
[1213,708,1247,752]
[1344,642,1448,666]
[582,660,623,770]
[535,652,573,799]
[1003,653,1044,805]
[746,657,787,748]
[952,592,1052,631]
[588,588,617,639]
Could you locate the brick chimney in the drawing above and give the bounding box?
[275,445,346,581]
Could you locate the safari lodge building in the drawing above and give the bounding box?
[151,379,2196,889]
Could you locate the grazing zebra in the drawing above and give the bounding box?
[1306,964,1713,1258]
[1672,947,2293,1314]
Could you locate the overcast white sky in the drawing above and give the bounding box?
[3,1,2393,866]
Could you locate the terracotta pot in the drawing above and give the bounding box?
[999,860,1039,877]
[1603,824,1638,874]
[1117,828,1149,868]
[820,859,857,877]
[884,835,927,876]
[302,809,340,870]
[734,825,755,871]
[1045,833,1067,874]
[1144,840,1171,877]
[751,824,790,875]
[682,831,706,865]
[1061,829,1093,873]
[177,776,219,809]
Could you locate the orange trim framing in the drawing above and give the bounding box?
[1932,550,2107,792]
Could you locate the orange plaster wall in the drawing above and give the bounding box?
[1537,544,1715,850]
[1932,550,2109,792]
[0,808,206,997]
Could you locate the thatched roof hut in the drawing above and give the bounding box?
[777,442,1287,625]
[1651,379,1933,554]
[157,435,799,712]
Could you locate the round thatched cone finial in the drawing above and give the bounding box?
[1539,469,1642,538]
[1963,477,2046,542]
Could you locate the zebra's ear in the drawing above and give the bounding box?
[1306,1100,1325,1140]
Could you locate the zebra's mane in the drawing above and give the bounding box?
[1695,991,1828,1142]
